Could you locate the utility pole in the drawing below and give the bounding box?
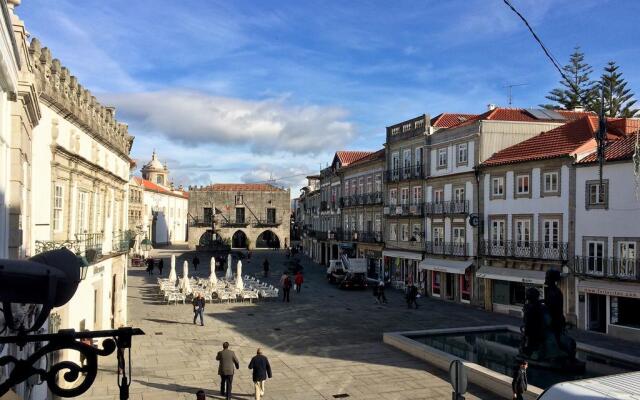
[503,83,528,106]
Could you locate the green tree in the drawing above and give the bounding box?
[543,47,596,110]
[592,61,638,117]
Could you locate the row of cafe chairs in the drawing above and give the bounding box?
[155,275,279,305]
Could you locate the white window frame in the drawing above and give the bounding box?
[514,219,530,247]
[389,189,397,205]
[402,123,411,132]
[589,182,606,205]
[401,187,410,205]
[433,189,444,204]
[53,184,64,232]
[412,223,422,241]
[437,148,447,168]
[454,187,465,202]
[491,176,504,197]
[77,191,89,233]
[390,223,397,241]
[543,172,559,193]
[516,174,530,195]
[401,224,409,241]
[457,143,468,164]
[587,241,605,275]
[412,186,422,205]
[403,149,412,178]
[374,174,382,192]
[432,226,444,245]
[453,227,465,245]
[618,241,636,277]
[491,220,505,246]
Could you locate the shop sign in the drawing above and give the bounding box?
[581,286,640,299]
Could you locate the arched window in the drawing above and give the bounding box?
[156,175,164,185]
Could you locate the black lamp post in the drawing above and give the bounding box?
[0,248,144,398]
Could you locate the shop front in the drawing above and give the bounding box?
[577,279,640,342]
[419,258,473,303]
[339,242,356,259]
[357,245,383,281]
[476,266,546,316]
[382,250,423,290]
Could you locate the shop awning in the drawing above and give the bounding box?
[418,258,473,275]
[578,279,640,299]
[476,266,545,285]
[382,250,423,261]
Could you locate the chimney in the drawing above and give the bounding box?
[487,104,497,111]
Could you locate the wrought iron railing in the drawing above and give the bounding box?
[112,230,135,253]
[385,239,423,251]
[424,241,471,257]
[35,233,104,265]
[425,200,469,215]
[383,203,423,217]
[222,219,249,227]
[254,219,282,227]
[358,231,383,243]
[480,240,568,261]
[573,256,640,280]
[385,165,424,182]
[188,216,213,227]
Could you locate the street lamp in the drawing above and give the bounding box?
[0,248,144,398]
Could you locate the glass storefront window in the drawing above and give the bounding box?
[493,280,541,306]
[612,296,640,328]
[432,271,441,296]
[460,271,472,302]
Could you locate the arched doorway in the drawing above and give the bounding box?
[232,230,248,248]
[199,230,214,247]
[256,230,280,249]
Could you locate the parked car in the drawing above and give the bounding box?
[339,272,368,290]
[537,371,640,400]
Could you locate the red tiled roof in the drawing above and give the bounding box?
[580,132,640,163]
[481,116,599,167]
[447,108,594,129]
[480,116,637,167]
[556,109,597,121]
[132,177,189,199]
[205,183,285,192]
[431,113,478,128]
[335,151,373,166]
[344,148,385,168]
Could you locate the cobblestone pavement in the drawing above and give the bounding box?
[81,246,640,400]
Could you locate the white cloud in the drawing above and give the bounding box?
[102,90,355,155]
[241,164,311,196]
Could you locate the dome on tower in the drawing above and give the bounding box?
[142,150,166,172]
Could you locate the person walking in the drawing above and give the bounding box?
[377,281,387,304]
[406,283,418,309]
[512,360,528,400]
[372,281,380,304]
[145,258,154,275]
[294,271,304,294]
[248,348,272,400]
[157,258,164,276]
[216,342,239,400]
[263,259,270,277]
[192,293,205,326]
[281,273,291,302]
[193,255,200,271]
[195,390,206,400]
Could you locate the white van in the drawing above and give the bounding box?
[538,372,640,400]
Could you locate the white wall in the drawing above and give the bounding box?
[429,139,475,177]
[575,162,640,256]
[142,189,188,244]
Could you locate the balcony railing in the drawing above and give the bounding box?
[385,239,423,251]
[35,232,104,265]
[358,231,383,243]
[425,200,469,215]
[480,240,569,261]
[112,230,135,253]
[574,256,640,281]
[222,219,249,227]
[254,219,282,227]
[385,164,425,182]
[383,203,424,217]
[341,192,384,208]
[188,217,213,227]
[424,241,471,257]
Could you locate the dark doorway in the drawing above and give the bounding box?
[256,230,280,249]
[232,230,248,248]
[588,293,607,332]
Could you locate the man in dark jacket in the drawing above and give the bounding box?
[216,342,239,400]
[263,259,270,277]
[193,255,200,271]
[248,348,272,400]
[406,283,418,309]
[512,360,528,400]
[192,294,205,326]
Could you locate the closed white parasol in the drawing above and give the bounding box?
[168,254,177,283]
[235,260,244,290]
[225,254,233,280]
[180,260,191,294]
[209,257,217,285]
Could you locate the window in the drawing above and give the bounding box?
[491,176,504,198]
[587,241,605,275]
[77,191,88,233]
[491,219,505,246]
[515,219,531,247]
[391,152,400,178]
[389,223,397,241]
[53,184,63,232]
[358,177,364,195]
[344,181,349,197]
[437,148,447,168]
[412,186,422,204]
[235,195,243,205]
[389,189,397,205]
[156,175,164,185]
[457,143,468,165]
[516,174,530,195]
[266,208,276,224]
[374,174,382,192]
[95,191,103,232]
[454,187,465,202]
[412,224,422,241]
[433,189,443,204]
[453,227,465,245]
[401,224,409,241]
[204,207,213,225]
[366,176,372,193]
[432,226,444,245]
[543,219,560,249]
[391,127,400,135]
[402,123,411,132]
[618,241,636,277]
[460,270,472,302]
[415,147,423,176]
[401,188,410,205]
[543,171,559,194]
[415,119,424,129]
[432,271,441,296]
[403,149,412,178]
[235,207,245,223]
[587,180,608,209]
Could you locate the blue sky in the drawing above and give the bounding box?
[19,0,640,192]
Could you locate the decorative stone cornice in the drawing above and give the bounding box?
[28,38,134,159]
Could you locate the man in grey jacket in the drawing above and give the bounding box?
[216,342,239,400]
